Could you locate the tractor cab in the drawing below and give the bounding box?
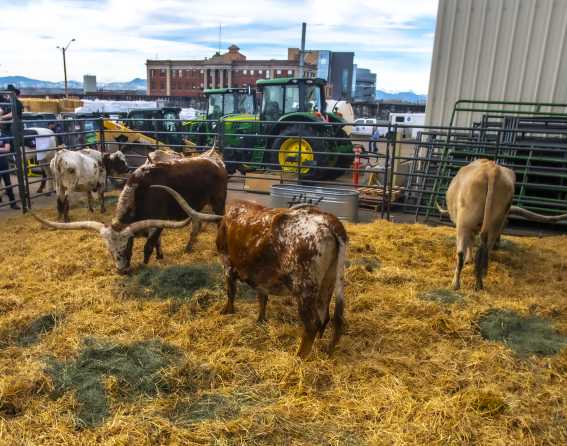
[205,87,256,120]
[125,107,184,149]
[59,112,105,148]
[257,77,326,122]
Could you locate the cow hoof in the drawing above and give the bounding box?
[184,245,193,253]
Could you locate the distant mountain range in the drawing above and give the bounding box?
[375,90,427,103]
[2,76,426,102]
[0,76,147,91]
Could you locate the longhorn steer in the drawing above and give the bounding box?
[156,185,348,359]
[33,154,227,273]
[438,159,567,290]
[50,149,128,221]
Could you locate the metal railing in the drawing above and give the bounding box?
[2,106,566,231]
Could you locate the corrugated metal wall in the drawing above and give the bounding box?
[425,0,567,126]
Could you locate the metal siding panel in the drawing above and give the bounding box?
[436,0,458,126]
[426,0,567,126]
[550,1,567,100]
[533,0,554,100]
[507,0,532,103]
[426,0,452,125]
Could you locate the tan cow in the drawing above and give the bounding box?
[438,159,567,290]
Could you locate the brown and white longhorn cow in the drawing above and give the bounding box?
[438,159,567,290]
[32,151,227,273]
[155,185,348,359]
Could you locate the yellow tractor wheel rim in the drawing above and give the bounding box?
[278,138,314,174]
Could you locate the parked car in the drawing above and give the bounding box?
[353,117,377,135]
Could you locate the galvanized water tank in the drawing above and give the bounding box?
[270,184,359,222]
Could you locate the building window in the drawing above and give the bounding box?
[265,70,270,78]
[243,69,248,75]
[259,70,263,74]
[160,69,165,75]
[277,69,282,75]
[200,83,204,88]
[288,70,293,75]
[200,69,204,74]
[250,70,254,75]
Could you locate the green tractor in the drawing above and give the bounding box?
[185,87,257,150]
[222,77,353,180]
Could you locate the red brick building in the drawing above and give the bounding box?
[146,45,316,97]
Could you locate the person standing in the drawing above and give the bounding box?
[0,84,23,127]
[0,130,20,209]
[0,85,23,210]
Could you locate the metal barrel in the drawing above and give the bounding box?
[270,184,359,222]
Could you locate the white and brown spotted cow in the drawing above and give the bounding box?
[155,185,348,359]
[50,148,128,222]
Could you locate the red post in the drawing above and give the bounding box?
[352,145,363,187]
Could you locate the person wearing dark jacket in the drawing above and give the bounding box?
[0,84,23,122]
[0,131,20,209]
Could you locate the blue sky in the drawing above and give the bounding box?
[0,0,438,93]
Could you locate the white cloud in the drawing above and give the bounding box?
[0,0,437,92]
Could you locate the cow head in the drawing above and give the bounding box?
[31,213,191,274]
[103,150,129,175]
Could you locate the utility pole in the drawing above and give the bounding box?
[57,38,75,98]
[299,22,306,77]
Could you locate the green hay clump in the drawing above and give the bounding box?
[46,338,179,428]
[346,256,381,272]
[419,289,463,305]
[478,309,567,357]
[17,313,59,347]
[167,392,256,426]
[123,263,223,300]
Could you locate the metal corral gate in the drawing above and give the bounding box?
[2,96,567,230]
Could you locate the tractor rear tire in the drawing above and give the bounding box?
[325,128,354,180]
[272,125,327,180]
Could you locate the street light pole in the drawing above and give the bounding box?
[57,39,75,98]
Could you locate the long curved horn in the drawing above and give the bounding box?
[151,185,223,223]
[435,201,449,216]
[31,212,105,232]
[509,206,567,223]
[122,217,192,235]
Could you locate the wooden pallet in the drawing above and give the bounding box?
[357,186,402,211]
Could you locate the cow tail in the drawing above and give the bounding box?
[476,166,498,279]
[328,235,347,354]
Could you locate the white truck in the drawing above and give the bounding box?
[389,113,425,138]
